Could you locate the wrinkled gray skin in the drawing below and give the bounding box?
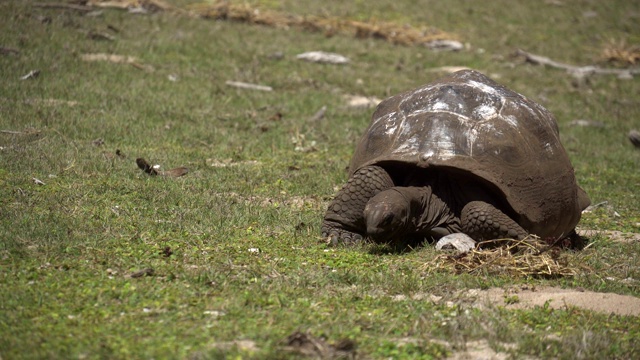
[322,70,590,246]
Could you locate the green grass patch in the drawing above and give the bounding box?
[1,0,639,358]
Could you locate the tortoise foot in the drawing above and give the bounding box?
[322,221,364,246]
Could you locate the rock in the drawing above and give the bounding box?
[425,40,464,51]
[435,233,477,253]
[296,51,350,64]
[629,130,640,148]
[569,119,606,128]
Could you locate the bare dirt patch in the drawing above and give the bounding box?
[577,229,640,244]
[474,287,640,316]
[446,339,513,360]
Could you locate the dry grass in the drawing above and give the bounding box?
[187,1,455,46]
[601,39,640,65]
[424,238,581,277]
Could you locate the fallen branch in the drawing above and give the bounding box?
[516,49,640,78]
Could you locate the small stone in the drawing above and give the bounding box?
[569,119,605,128]
[425,40,464,51]
[435,233,477,253]
[629,130,640,148]
[296,51,350,64]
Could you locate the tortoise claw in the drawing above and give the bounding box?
[322,223,363,246]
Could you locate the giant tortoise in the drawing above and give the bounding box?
[322,70,590,246]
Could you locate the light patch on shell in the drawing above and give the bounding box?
[466,79,502,97]
[384,122,398,135]
[465,128,479,155]
[371,111,396,126]
[393,136,420,154]
[473,104,498,119]
[431,101,450,111]
[502,114,519,128]
[426,125,458,160]
[420,150,435,161]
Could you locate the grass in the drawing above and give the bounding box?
[1,0,639,358]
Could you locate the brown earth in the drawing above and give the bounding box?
[474,287,640,316]
[577,229,640,243]
[472,229,640,317]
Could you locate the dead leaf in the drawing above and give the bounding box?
[282,331,356,359]
[161,246,172,257]
[88,31,115,41]
[128,268,154,278]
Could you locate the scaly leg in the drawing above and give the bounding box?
[322,165,394,245]
[461,201,527,241]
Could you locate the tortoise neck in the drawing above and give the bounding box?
[395,183,461,235]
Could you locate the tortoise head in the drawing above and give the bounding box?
[364,188,410,243]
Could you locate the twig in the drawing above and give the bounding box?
[516,49,640,78]
[225,81,273,92]
[33,2,94,12]
[1,130,26,135]
[308,106,327,122]
[128,268,154,278]
[0,47,20,56]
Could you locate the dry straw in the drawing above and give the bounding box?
[423,237,582,278]
[187,1,456,46]
[601,39,640,65]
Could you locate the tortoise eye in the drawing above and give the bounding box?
[381,213,395,226]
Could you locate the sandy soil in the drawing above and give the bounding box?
[577,229,640,243]
[474,286,640,316]
[470,229,640,317]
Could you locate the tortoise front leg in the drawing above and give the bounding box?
[322,165,394,245]
[460,201,527,241]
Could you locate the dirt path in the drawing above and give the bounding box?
[474,286,640,316]
[577,229,640,243]
[470,230,640,317]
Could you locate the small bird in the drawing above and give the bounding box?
[136,158,188,177]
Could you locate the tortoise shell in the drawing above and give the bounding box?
[350,70,586,238]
